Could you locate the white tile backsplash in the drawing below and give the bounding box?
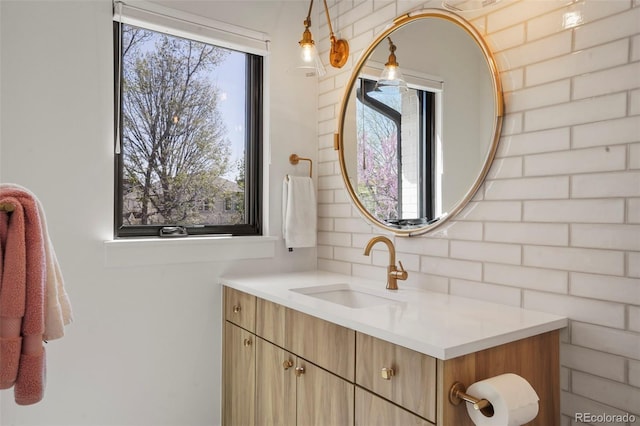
[524,93,627,132]
[496,31,572,71]
[524,146,626,176]
[572,371,640,416]
[451,240,522,264]
[457,200,522,222]
[523,199,625,223]
[572,116,640,149]
[571,224,640,251]
[420,255,482,281]
[523,291,625,328]
[629,359,640,388]
[318,1,640,421]
[570,272,640,305]
[525,39,629,87]
[484,262,568,293]
[630,143,640,169]
[573,62,640,100]
[523,245,624,276]
[484,176,569,200]
[486,156,523,179]
[561,343,626,382]
[497,127,570,157]
[629,305,640,333]
[571,171,640,198]
[485,222,568,246]
[573,6,640,50]
[571,322,640,360]
[450,279,522,306]
[505,79,570,113]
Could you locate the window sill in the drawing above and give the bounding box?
[104,235,277,267]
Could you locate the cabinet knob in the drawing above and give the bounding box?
[232,305,241,314]
[294,366,305,377]
[283,360,294,370]
[243,338,252,347]
[381,367,395,380]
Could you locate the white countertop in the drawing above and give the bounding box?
[220,270,567,360]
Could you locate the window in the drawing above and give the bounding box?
[113,9,263,238]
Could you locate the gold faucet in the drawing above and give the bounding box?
[363,236,408,290]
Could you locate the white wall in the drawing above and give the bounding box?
[317,0,639,424]
[0,1,319,425]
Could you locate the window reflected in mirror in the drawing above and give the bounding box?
[355,78,441,227]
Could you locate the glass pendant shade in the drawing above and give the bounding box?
[376,64,407,91]
[298,40,326,77]
[374,38,408,92]
[297,17,326,77]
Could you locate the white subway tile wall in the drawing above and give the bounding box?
[315,0,640,422]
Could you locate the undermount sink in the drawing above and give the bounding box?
[291,283,400,309]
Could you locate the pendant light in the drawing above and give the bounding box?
[298,1,325,77]
[374,37,408,92]
[297,0,349,77]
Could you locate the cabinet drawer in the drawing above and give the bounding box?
[355,387,434,426]
[224,286,256,332]
[356,333,436,422]
[286,309,355,381]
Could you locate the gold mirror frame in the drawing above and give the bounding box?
[336,9,504,236]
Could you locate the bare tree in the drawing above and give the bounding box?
[120,26,233,225]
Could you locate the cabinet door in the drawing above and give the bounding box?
[256,298,286,347]
[255,338,296,426]
[296,360,354,426]
[355,387,434,426]
[223,322,255,426]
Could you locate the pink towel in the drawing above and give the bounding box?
[0,187,47,404]
[2,183,73,340]
[0,197,26,389]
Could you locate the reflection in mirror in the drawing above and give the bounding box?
[353,78,438,225]
[338,10,503,235]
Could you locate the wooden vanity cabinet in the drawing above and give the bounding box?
[223,286,560,426]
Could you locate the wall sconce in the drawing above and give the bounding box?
[298,0,349,77]
[375,37,407,92]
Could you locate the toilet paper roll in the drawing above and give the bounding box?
[465,373,539,426]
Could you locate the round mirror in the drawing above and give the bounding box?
[337,9,503,236]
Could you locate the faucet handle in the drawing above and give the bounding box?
[395,261,408,280]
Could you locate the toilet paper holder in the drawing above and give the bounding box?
[449,382,495,415]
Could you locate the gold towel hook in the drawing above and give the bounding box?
[289,153,312,178]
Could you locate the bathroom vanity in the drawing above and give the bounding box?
[221,271,567,426]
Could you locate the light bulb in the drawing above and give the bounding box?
[301,43,314,63]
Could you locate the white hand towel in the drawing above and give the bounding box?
[282,176,317,249]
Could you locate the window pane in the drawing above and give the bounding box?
[117,23,256,232]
